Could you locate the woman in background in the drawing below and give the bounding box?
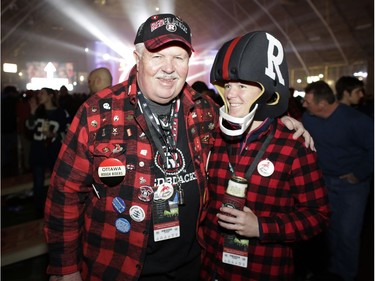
[26,87,69,217]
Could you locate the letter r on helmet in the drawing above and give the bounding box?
[265,33,285,86]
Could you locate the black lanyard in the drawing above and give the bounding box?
[138,92,179,168]
[137,92,185,205]
[228,121,276,179]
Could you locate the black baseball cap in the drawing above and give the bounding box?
[134,13,194,53]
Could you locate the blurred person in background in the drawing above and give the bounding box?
[26,87,70,217]
[335,76,364,107]
[87,67,113,95]
[1,85,19,177]
[302,80,373,281]
[58,85,74,123]
[335,75,373,118]
[16,90,37,174]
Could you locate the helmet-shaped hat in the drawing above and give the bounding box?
[211,31,289,121]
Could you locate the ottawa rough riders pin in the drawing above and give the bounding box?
[257,158,274,177]
[98,158,126,186]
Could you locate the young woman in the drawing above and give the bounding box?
[200,31,330,281]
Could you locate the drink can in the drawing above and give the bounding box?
[223,176,248,210]
[226,176,248,198]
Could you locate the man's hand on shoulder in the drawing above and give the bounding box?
[280,115,316,151]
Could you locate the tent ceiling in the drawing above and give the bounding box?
[2,0,374,82]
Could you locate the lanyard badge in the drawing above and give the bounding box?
[152,182,180,241]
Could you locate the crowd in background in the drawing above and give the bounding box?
[1,85,89,178]
[1,76,373,180]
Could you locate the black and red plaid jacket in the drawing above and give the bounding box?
[200,119,330,281]
[43,66,218,280]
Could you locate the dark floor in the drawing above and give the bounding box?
[1,175,374,281]
[1,191,49,281]
[1,254,49,281]
[294,190,374,281]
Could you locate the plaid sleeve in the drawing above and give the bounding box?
[44,104,93,275]
[258,129,330,243]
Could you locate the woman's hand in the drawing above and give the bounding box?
[217,206,260,238]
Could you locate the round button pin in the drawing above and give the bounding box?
[154,182,174,201]
[257,158,275,177]
[129,205,146,222]
[98,158,126,187]
[112,197,126,213]
[115,218,131,233]
[138,186,154,202]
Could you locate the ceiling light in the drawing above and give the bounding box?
[3,63,17,73]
